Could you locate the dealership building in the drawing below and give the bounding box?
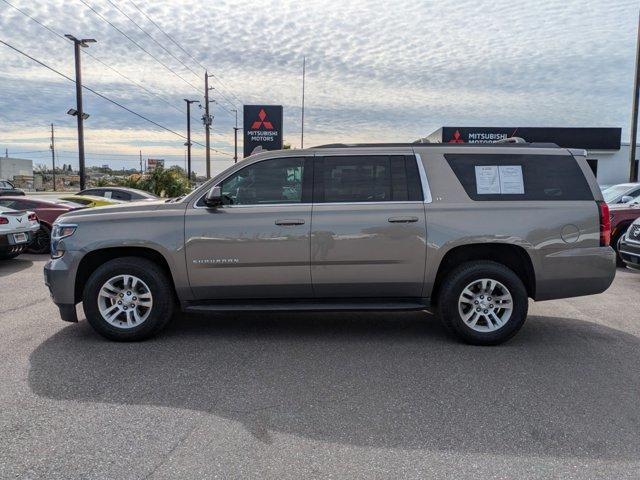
[418,127,637,185]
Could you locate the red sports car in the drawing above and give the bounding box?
[0,196,84,253]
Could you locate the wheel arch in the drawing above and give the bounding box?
[431,243,536,306]
[74,246,177,304]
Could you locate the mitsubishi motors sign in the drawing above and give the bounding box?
[243,105,283,157]
[434,127,621,150]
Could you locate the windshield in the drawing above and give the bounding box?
[602,185,632,203]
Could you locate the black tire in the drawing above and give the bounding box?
[613,227,628,267]
[82,257,175,341]
[437,261,529,346]
[0,249,22,260]
[27,224,51,254]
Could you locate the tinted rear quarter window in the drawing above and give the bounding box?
[445,154,593,201]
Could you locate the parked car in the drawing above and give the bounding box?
[57,195,124,208]
[0,179,25,197]
[618,217,640,272]
[44,142,616,345]
[609,194,640,264]
[602,182,640,204]
[0,197,84,254]
[77,187,158,202]
[0,206,39,259]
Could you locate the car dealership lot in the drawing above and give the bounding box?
[1,255,640,479]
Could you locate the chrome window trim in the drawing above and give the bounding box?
[313,201,425,207]
[195,202,312,209]
[193,152,431,208]
[414,153,432,204]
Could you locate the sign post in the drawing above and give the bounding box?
[243,105,283,158]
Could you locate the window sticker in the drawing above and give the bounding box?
[475,166,500,194]
[498,165,524,194]
[475,165,524,194]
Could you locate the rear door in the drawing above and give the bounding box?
[311,152,427,298]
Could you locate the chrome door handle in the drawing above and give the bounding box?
[388,216,419,223]
[275,219,305,226]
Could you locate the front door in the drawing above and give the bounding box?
[311,154,427,298]
[185,156,313,300]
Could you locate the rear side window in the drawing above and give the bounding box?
[315,155,422,203]
[445,154,593,201]
[109,191,132,201]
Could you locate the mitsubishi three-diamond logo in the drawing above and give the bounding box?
[251,108,273,130]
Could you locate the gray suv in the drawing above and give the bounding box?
[44,143,616,345]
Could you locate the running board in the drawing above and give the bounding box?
[184,299,430,313]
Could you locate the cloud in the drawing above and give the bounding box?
[0,0,638,173]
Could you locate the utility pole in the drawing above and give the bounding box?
[630,11,640,182]
[139,150,143,175]
[184,99,198,184]
[204,72,212,179]
[65,35,95,191]
[232,109,239,163]
[301,56,306,149]
[50,123,57,191]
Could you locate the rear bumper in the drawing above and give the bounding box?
[0,230,33,247]
[619,239,640,272]
[534,246,616,301]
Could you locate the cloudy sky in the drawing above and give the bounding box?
[0,0,638,175]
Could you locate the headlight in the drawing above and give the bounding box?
[51,224,77,258]
[52,224,77,239]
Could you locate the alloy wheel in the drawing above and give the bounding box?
[457,278,513,332]
[97,274,153,329]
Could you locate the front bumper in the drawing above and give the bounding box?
[44,250,83,321]
[619,238,640,272]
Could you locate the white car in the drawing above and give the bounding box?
[0,206,40,260]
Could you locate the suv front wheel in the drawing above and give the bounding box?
[437,261,528,345]
[83,257,174,341]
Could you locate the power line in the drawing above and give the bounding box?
[0,39,233,157]
[77,0,202,94]
[104,0,202,79]
[127,0,245,108]
[0,0,190,119]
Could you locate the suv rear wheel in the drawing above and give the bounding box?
[437,261,528,345]
[82,257,174,341]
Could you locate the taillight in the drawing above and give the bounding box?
[28,213,38,221]
[0,217,7,225]
[597,201,611,247]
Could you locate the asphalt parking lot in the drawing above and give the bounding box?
[1,255,639,479]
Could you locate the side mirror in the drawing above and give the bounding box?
[204,186,223,208]
[621,195,634,204]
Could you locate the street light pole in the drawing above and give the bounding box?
[231,109,239,163]
[65,35,95,191]
[50,123,56,192]
[630,11,640,182]
[184,99,198,184]
[204,72,212,179]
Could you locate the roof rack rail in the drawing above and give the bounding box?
[312,142,559,149]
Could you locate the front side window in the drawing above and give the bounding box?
[0,199,18,208]
[219,157,306,205]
